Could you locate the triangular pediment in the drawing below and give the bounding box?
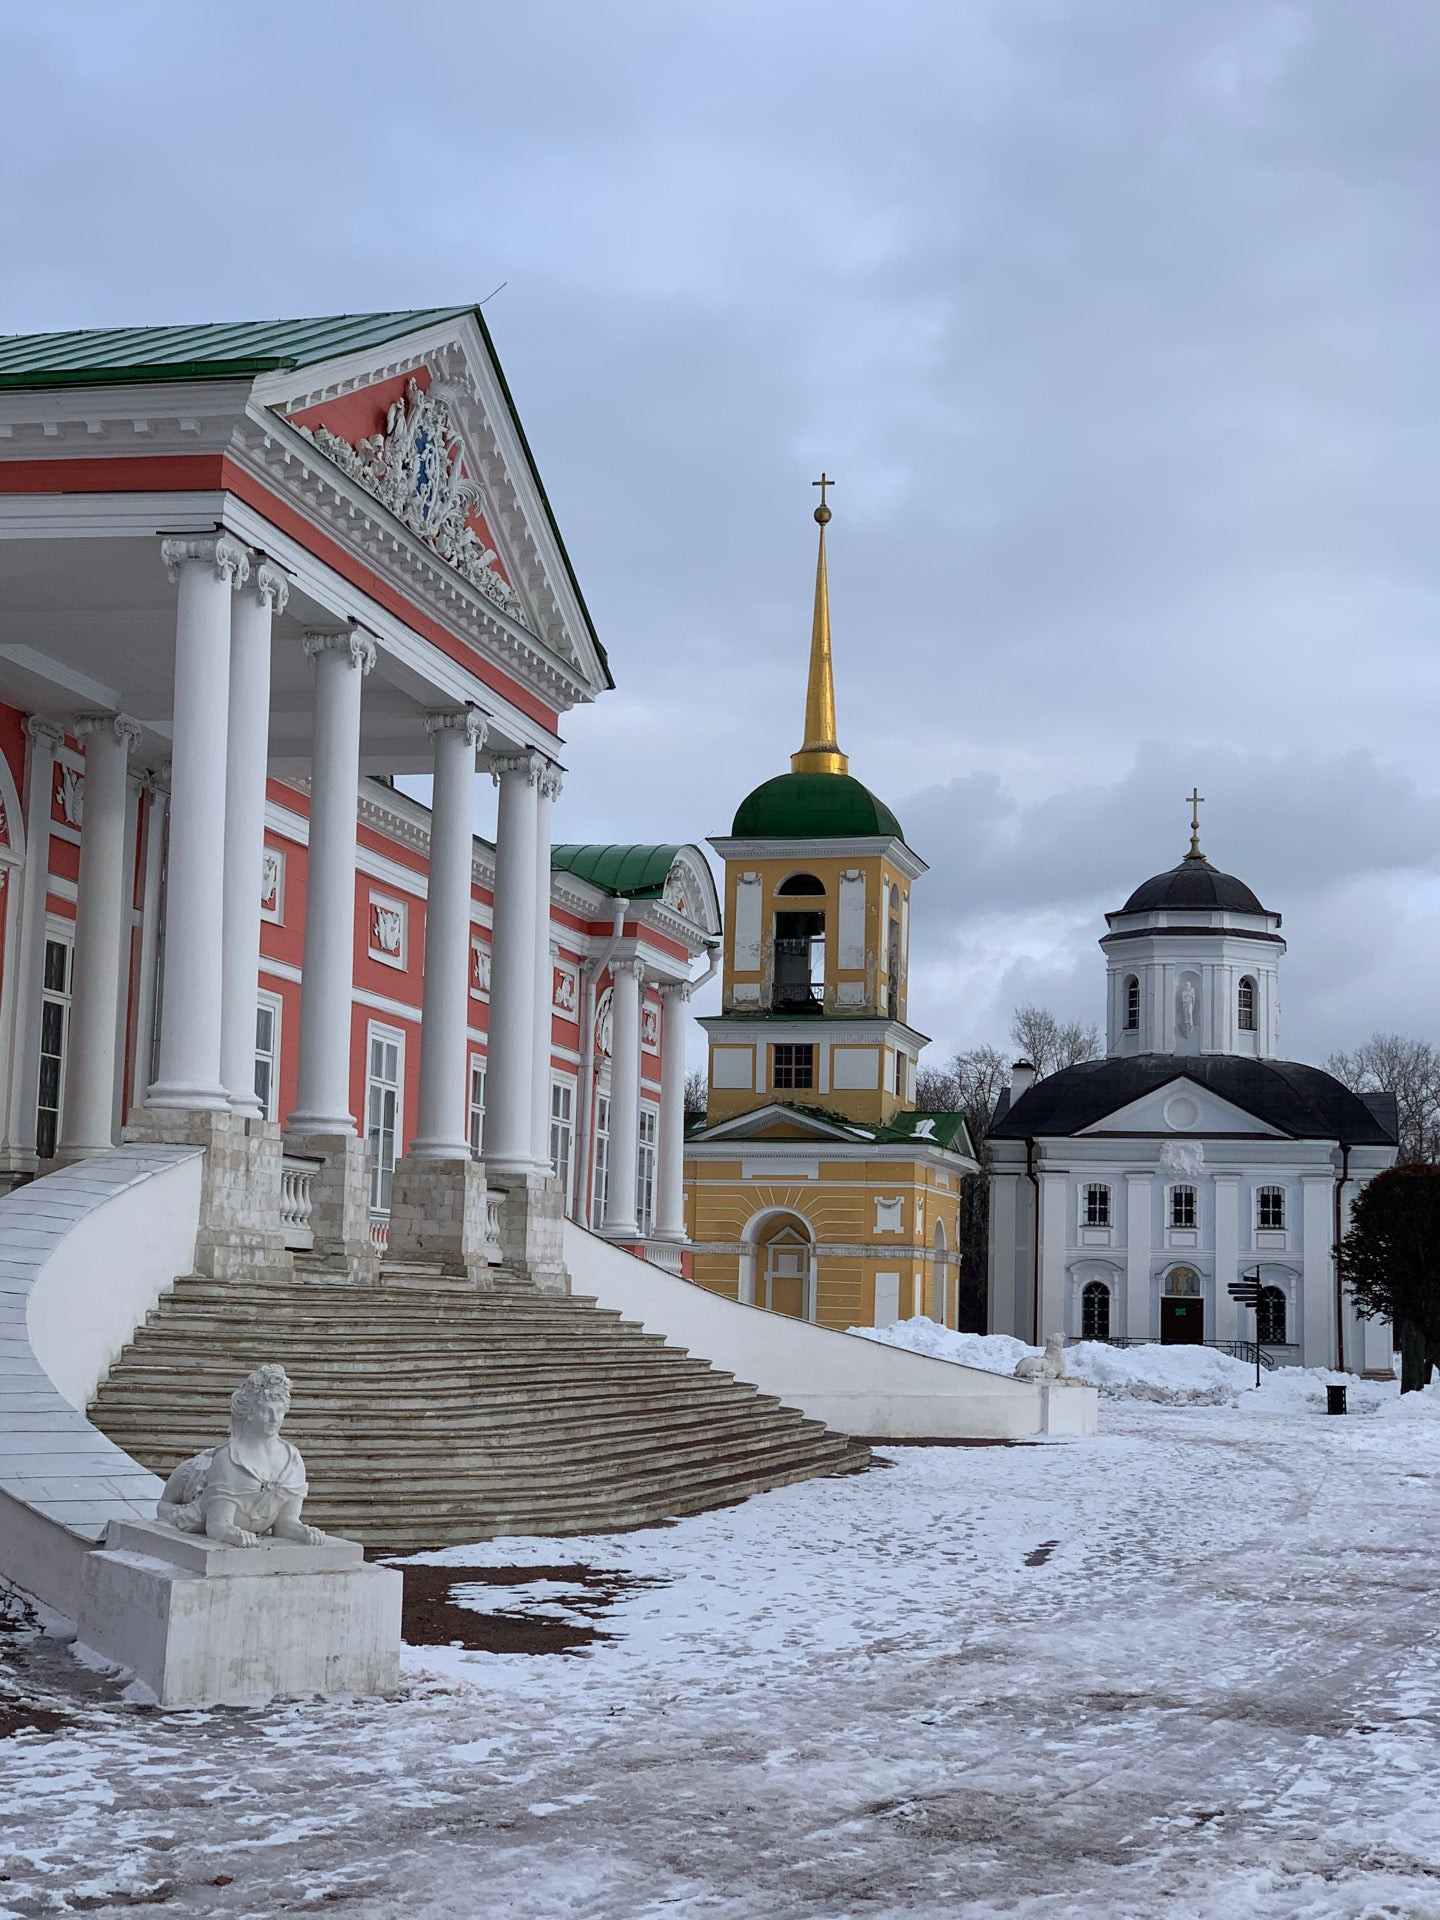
[1079,1077,1287,1138]
[251,310,609,700]
[692,1103,863,1145]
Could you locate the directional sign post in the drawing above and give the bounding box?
[1228,1267,1264,1388]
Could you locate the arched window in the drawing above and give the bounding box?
[1170,1185,1197,1229]
[1083,1182,1111,1228]
[1256,1186,1285,1231]
[1257,1285,1286,1344]
[1081,1280,1111,1341]
[777,872,825,896]
[1124,976,1140,1031]
[1238,977,1257,1032]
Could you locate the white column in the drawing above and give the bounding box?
[57,715,140,1160]
[7,717,62,1162]
[220,562,287,1117]
[409,710,485,1158]
[484,752,541,1172]
[1038,1168,1068,1341]
[129,770,169,1110]
[654,982,691,1242]
[286,629,374,1137]
[602,958,643,1238]
[530,763,562,1169]
[148,536,247,1110]
[1212,1173,1241,1342]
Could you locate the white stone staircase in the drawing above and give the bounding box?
[88,1270,871,1553]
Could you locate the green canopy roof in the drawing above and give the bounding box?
[551,844,682,898]
[0,309,475,389]
[731,771,903,841]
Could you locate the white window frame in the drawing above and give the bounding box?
[592,1090,611,1227]
[254,990,283,1122]
[1170,1183,1197,1230]
[1082,1182,1111,1229]
[37,925,74,1161]
[636,1105,658,1236]
[550,1077,575,1201]
[366,1023,405,1215]
[468,1054,487,1159]
[1256,1185,1286,1232]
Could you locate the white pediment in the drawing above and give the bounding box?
[1079,1078,1286,1138]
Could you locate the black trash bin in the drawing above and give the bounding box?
[1326,1383,1348,1416]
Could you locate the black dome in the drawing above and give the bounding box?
[1120,856,1266,916]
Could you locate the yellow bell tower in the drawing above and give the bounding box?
[683,481,977,1332]
[706,480,926,1128]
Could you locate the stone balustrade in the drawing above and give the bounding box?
[279,1154,321,1253]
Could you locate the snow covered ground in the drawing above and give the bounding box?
[3,1380,1439,1918]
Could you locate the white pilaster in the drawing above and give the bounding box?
[1300,1173,1336,1367]
[148,535,247,1111]
[1124,1173,1153,1339]
[129,770,168,1109]
[57,715,140,1161]
[286,629,375,1138]
[484,752,542,1172]
[529,764,563,1168]
[6,717,62,1163]
[220,562,287,1117]
[1037,1168,1068,1342]
[409,711,485,1158]
[1212,1173,1240,1342]
[654,982,691,1242]
[601,958,643,1239]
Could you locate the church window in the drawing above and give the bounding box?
[773,1043,815,1090]
[777,872,825,896]
[773,909,825,1010]
[1238,977,1257,1032]
[1257,1285,1287,1344]
[886,915,901,1017]
[894,1050,907,1096]
[1256,1186,1285,1231]
[1170,1185,1196,1229]
[1124,976,1140,1030]
[1081,1280,1111,1341]
[1083,1183,1111,1228]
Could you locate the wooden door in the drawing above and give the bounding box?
[1161,1296,1204,1345]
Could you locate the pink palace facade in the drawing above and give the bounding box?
[0,309,719,1278]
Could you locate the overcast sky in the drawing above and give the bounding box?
[4,0,1439,1068]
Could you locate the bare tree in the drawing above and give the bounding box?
[683,1067,708,1121]
[1009,1003,1101,1080]
[1324,1034,1440,1164]
[915,1044,1011,1334]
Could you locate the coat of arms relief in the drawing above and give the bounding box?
[295,377,528,627]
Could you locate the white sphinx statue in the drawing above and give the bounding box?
[157,1363,326,1549]
[1014,1332,1071,1384]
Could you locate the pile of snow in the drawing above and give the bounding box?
[1379,1376,1440,1419]
[849,1317,1407,1412]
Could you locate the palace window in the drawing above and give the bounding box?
[1257,1285,1287,1345]
[636,1107,658,1236]
[1083,1183,1111,1228]
[592,1093,611,1226]
[1081,1280,1111,1341]
[1170,1185,1197,1229]
[1238,977,1257,1032]
[1124,976,1140,1030]
[1256,1185,1285,1231]
[36,936,72,1160]
[773,1044,815,1090]
[550,1079,575,1203]
[366,1027,403,1214]
[254,996,281,1122]
[468,1058,486,1158]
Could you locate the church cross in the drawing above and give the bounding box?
[812,472,834,510]
[1187,787,1205,857]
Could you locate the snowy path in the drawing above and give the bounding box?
[2,1403,1438,1918]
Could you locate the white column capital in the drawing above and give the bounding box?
[304,628,376,674]
[660,980,693,1005]
[161,534,249,590]
[76,714,142,752]
[538,763,564,803]
[140,763,172,798]
[426,708,487,752]
[489,748,546,787]
[620,955,648,985]
[23,715,64,748]
[253,561,291,615]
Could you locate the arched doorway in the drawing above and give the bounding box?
[1161,1264,1204,1345]
[742,1210,815,1320]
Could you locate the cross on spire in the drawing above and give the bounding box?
[812,471,834,523]
[1187,787,1205,859]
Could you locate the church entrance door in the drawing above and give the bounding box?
[1161,1296,1204,1345]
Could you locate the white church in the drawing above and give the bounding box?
[987,811,1398,1372]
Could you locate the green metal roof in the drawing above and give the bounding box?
[551,844,681,898]
[0,309,475,389]
[873,1109,974,1154]
[731,771,903,841]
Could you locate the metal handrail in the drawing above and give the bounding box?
[1066,1334,1285,1371]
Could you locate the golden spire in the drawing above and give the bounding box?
[791,473,849,776]
[1186,786,1206,860]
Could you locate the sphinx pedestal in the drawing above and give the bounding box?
[76,1520,402,1707]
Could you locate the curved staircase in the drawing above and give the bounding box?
[87,1271,870,1554]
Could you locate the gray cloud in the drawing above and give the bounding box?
[4,0,1439,1069]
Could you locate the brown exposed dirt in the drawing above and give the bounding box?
[0,1697,71,1739]
[396,1561,668,1656]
